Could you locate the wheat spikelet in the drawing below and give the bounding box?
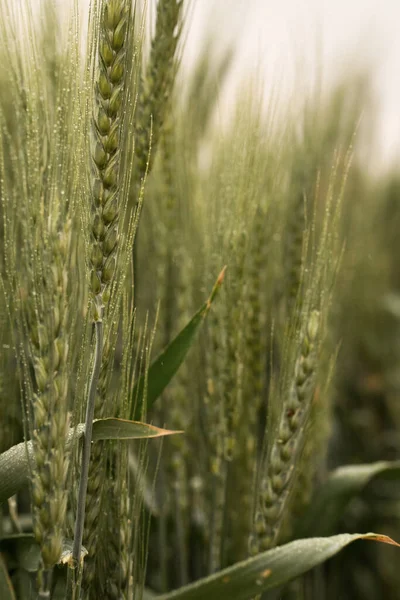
[134,0,183,183]
[284,189,306,316]
[229,208,266,563]
[86,449,129,600]
[158,118,193,586]
[204,305,228,573]
[25,214,73,595]
[0,3,84,593]
[88,0,133,318]
[85,288,141,598]
[73,0,134,586]
[206,237,248,573]
[256,310,320,551]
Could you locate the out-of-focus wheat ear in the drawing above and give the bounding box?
[230,209,266,563]
[204,306,228,574]
[85,290,138,598]
[284,189,306,316]
[158,115,192,587]
[207,238,247,573]
[134,0,183,184]
[109,453,132,600]
[255,310,320,552]
[118,475,132,599]
[39,0,60,102]
[184,42,234,150]
[84,445,129,600]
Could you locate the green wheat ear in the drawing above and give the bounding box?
[70,0,134,580]
[30,219,72,595]
[76,0,136,592]
[254,310,320,553]
[0,1,81,590]
[89,0,131,319]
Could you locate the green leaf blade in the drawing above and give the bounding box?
[131,267,225,420]
[92,418,181,441]
[157,533,399,600]
[0,443,31,508]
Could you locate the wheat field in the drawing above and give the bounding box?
[0,1,400,599]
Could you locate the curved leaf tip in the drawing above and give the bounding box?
[207,265,226,310]
[92,417,182,441]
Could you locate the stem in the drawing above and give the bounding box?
[37,567,52,599]
[72,317,104,567]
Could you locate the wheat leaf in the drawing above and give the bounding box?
[157,533,400,600]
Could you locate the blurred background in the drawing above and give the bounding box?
[181,0,400,173]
